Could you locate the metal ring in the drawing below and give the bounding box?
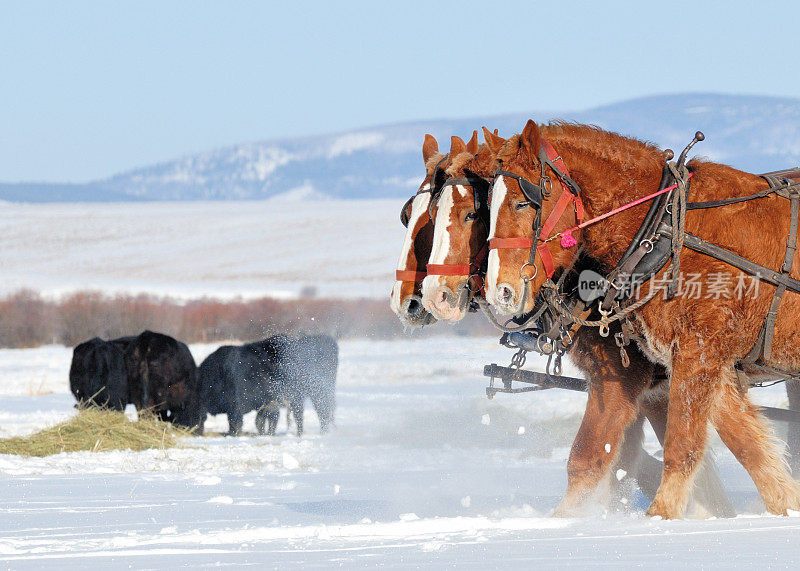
[541,176,552,197]
[640,239,654,253]
[560,330,573,346]
[553,355,563,376]
[520,262,538,282]
[537,334,554,355]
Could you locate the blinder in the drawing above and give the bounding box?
[399,195,415,228]
[495,169,544,209]
[436,173,492,217]
[399,156,449,228]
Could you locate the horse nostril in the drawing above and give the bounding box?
[496,283,516,306]
[437,290,448,305]
[405,297,423,317]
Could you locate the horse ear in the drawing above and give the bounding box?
[422,134,439,163]
[482,126,505,153]
[450,136,467,156]
[466,130,479,155]
[521,120,541,152]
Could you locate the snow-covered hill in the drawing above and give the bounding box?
[4,93,800,202]
[0,198,401,299]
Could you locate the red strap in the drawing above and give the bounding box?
[541,139,584,224]
[540,188,575,238]
[427,243,489,277]
[395,269,427,282]
[488,140,582,280]
[536,243,555,278]
[540,140,563,170]
[489,237,534,250]
[426,264,471,276]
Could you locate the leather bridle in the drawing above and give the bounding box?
[488,140,585,281]
[425,174,492,295]
[396,157,448,283]
[400,157,448,228]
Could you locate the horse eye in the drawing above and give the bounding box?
[464,212,477,222]
[515,201,530,211]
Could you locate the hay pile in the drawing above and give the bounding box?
[0,408,193,457]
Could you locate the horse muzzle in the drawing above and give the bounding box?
[398,295,436,328]
[490,282,523,315]
[421,282,470,322]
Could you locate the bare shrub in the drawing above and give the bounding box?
[0,290,494,348]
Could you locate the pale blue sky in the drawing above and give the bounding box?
[1,0,798,182]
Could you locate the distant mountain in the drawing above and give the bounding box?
[3,93,800,202]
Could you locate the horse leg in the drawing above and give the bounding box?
[555,375,644,516]
[608,413,652,509]
[646,351,723,519]
[641,392,735,518]
[648,355,798,518]
[785,380,800,474]
[710,372,800,515]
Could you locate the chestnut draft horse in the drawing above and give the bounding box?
[421,132,491,321]
[422,128,733,516]
[390,134,450,327]
[486,120,800,518]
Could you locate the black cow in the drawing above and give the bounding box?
[196,342,272,436]
[260,334,338,437]
[69,337,128,410]
[124,330,199,430]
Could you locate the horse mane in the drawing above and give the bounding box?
[499,122,665,177]
[542,122,665,174]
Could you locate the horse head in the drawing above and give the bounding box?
[421,130,498,322]
[390,134,450,327]
[486,120,582,315]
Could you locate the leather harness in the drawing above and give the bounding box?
[489,138,800,375]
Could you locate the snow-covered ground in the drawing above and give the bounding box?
[1,337,799,568]
[0,198,402,300]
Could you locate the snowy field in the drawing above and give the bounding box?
[0,199,403,300]
[1,336,800,568]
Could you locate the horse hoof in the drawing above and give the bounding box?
[646,500,679,520]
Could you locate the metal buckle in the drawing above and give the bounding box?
[598,301,612,338]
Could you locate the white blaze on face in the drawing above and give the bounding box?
[421,185,463,299]
[485,176,508,303]
[390,189,431,315]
